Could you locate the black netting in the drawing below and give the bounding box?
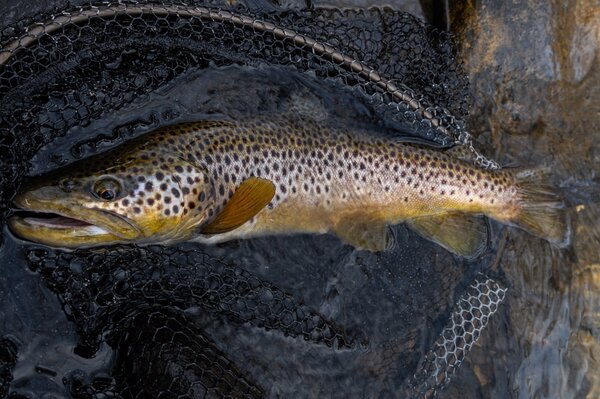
[403,275,507,398]
[27,245,362,352]
[23,245,361,397]
[22,247,365,397]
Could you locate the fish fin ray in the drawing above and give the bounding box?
[202,177,275,234]
[407,213,488,258]
[334,215,391,252]
[510,168,570,246]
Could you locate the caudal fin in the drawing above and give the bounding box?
[511,168,570,247]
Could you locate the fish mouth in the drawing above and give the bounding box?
[9,196,141,248]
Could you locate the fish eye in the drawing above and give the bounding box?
[93,178,122,201]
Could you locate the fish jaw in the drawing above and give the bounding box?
[9,189,142,248]
[8,215,124,248]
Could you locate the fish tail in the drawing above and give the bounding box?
[510,168,570,247]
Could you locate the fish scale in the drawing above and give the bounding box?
[10,116,568,255]
[154,118,514,224]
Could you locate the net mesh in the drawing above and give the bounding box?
[404,275,507,398]
[0,1,507,397]
[24,245,363,397]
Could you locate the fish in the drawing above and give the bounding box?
[8,116,570,257]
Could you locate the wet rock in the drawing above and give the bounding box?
[448,0,600,398]
[565,328,600,399]
[571,263,600,335]
[450,0,599,170]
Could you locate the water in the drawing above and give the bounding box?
[1,0,599,398]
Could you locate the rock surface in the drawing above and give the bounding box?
[448,1,600,397]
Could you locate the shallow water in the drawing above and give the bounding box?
[0,0,598,398]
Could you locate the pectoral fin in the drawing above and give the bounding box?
[202,177,275,234]
[334,215,391,252]
[407,213,488,258]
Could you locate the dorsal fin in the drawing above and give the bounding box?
[202,177,275,234]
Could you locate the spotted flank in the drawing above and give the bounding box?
[9,116,569,256]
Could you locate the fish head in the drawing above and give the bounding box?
[9,151,213,248]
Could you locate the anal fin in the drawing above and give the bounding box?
[407,213,488,258]
[334,215,391,252]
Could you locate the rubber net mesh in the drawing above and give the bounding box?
[24,245,366,397]
[0,2,506,398]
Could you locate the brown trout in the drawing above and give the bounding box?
[9,116,569,256]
